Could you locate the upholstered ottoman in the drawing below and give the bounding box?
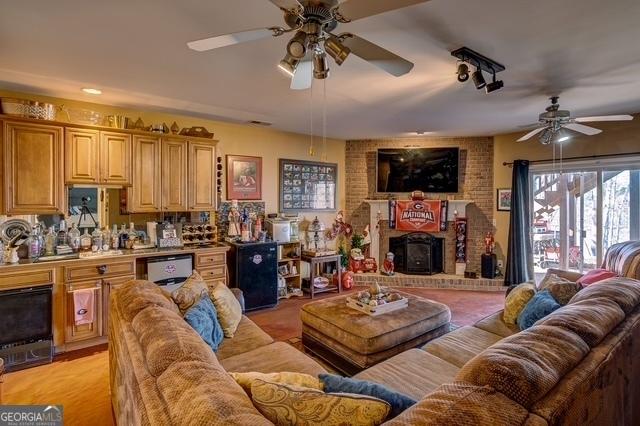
[301,292,451,375]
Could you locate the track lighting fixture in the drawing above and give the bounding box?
[456,63,469,82]
[278,54,300,77]
[485,68,504,93]
[313,50,330,79]
[287,30,308,59]
[472,68,486,90]
[324,35,351,66]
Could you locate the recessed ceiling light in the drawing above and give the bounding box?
[82,88,102,95]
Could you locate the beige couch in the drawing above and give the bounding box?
[110,270,640,424]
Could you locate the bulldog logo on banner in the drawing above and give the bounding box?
[389,200,447,232]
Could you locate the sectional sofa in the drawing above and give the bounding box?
[109,243,640,425]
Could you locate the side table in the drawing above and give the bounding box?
[301,254,342,299]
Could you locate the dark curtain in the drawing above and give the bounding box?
[505,159,533,285]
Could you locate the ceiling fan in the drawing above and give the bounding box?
[187,0,429,90]
[517,96,634,144]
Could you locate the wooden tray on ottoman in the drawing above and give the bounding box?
[346,296,408,316]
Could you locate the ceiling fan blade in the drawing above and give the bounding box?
[564,123,603,136]
[574,115,634,123]
[340,34,414,77]
[187,28,276,51]
[517,127,546,142]
[268,0,303,11]
[290,60,313,90]
[335,0,430,22]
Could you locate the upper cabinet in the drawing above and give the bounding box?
[100,132,131,185]
[65,128,100,184]
[128,135,162,212]
[188,141,216,211]
[2,120,65,214]
[162,138,188,211]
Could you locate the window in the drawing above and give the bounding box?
[530,156,640,280]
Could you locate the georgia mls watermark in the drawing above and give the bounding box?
[0,405,63,426]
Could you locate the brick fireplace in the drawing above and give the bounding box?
[345,137,494,275]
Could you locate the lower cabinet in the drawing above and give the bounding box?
[64,280,103,343]
[102,275,136,336]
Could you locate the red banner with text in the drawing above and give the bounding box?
[389,200,447,232]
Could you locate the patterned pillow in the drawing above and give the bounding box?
[209,282,243,338]
[319,374,416,419]
[183,296,224,352]
[517,290,561,330]
[251,379,390,426]
[503,283,536,324]
[538,273,582,305]
[577,269,617,286]
[230,372,323,397]
[171,270,208,313]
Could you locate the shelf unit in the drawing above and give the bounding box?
[277,241,302,298]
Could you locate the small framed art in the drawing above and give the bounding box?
[497,188,512,211]
[226,155,262,200]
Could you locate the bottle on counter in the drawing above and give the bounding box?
[67,223,81,252]
[101,227,111,251]
[57,220,67,247]
[80,229,92,252]
[111,225,119,249]
[118,224,128,249]
[127,222,137,248]
[28,227,42,259]
[91,228,103,252]
[44,227,57,256]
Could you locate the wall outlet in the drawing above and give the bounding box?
[492,219,497,227]
[497,260,504,268]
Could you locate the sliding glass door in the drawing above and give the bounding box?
[530,158,640,280]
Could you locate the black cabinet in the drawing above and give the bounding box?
[227,242,278,311]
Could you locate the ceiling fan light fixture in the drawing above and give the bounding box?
[324,36,351,66]
[278,54,300,77]
[287,30,308,59]
[539,128,554,145]
[313,51,330,79]
[472,68,486,90]
[556,129,571,143]
[456,63,469,83]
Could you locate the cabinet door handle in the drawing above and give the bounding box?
[97,265,108,275]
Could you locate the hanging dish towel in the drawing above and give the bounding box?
[73,288,95,326]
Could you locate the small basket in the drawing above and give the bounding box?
[1,98,57,120]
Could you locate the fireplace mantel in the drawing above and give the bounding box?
[363,199,474,265]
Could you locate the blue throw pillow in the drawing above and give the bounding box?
[319,373,416,418]
[184,296,224,352]
[517,289,561,330]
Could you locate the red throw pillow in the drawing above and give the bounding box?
[577,269,617,286]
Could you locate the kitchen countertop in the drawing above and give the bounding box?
[0,243,230,271]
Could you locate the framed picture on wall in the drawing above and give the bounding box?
[226,155,262,200]
[497,188,512,211]
[279,159,337,212]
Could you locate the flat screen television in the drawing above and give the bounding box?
[377,148,459,193]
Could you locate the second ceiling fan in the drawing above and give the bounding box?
[187,0,429,90]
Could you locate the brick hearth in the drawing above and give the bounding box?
[353,272,505,292]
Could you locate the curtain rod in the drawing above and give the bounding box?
[502,151,640,167]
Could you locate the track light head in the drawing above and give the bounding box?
[278,54,299,77]
[313,51,330,79]
[287,31,308,59]
[324,36,351,66]
[456,63,469,82]
[472,68,486,89]
[485,69,504,93]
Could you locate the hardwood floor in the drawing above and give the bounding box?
[1,287,504,425]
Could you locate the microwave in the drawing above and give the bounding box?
[265,219,291,243]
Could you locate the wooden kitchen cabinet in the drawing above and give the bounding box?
[162,138,189,211]
[2,120,65,214]
[64,280,103,343]
[100,131,131,185]
[188,141,216,211]
[102,274,136,335]
[65,128,100,184]
[128,135,162,212]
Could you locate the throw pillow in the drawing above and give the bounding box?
[577,269,617,286]
[319,374,416,419]
[171,270,208,313]
[251,379,390,426]
[503,283,536,324]
[209,282,243,338]
[538,273,582,305]
[517,289,561,330]
[184,295,224,352]
[230,372,323,397]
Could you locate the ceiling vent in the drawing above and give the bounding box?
[248,120,273,126]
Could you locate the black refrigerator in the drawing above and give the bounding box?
[227,241,278,311]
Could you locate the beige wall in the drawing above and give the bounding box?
[0,90,346,228]
[493,114,640,260]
